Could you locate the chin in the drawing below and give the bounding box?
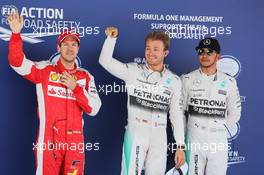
[147,59,156,63]
[147,62,155,66]
[65,59,76,63]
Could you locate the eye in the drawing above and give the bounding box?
[207,49,214,55]
[197,49,203,55]
[72,43,78,47]
[62,43,68,47]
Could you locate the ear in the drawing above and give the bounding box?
[164,50,169,57]
[216,53,221,60]
[57,45,60,53]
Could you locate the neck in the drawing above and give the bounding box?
[148,64,164,72]
[60,59,75,70]
[200,66,217,75]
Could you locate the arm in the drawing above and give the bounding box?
[227,79,241,127]
[169,78,186,168]
[61,71,101,116]
[169,79,185,145]
[99,27,131,81]
[180,74,189,133]
[8,11,42,84]
[74,74,101,116]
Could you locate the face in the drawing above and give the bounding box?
[57,35,80,64]
[198,48,220,68]
[145,39,169,68]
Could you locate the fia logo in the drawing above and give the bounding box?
[134,57,146,64]
[1,5,17,17]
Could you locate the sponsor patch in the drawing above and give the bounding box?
[72,75,78,81]
[219,80,227,89]
[218,89,227,95]
[165,77,172,85]
[47,85,76,100]
[188,105,226,118]
[193,79,201,87]
[194,155,199,175]
[67,169,78,175]
[49,72,60,82]
[135,146,140,175]
[163,89,171,96]
[130,95,169,112]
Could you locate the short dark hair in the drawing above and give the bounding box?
[145,31,170,50]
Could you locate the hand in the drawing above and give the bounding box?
[105,26,118,38]
[175,150,185,169]
[60,71,77,90]
[7,10,23,34]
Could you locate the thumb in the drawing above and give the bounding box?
[19,15,24,23]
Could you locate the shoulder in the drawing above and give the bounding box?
[126,62,144,69]
[218,70,236,83]
[77,67,95,80]
[181,69,199,80]
[35,60,52,69]
[166,68,181,81]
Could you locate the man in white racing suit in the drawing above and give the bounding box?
[99,27,186,175]
[181,38,241,175]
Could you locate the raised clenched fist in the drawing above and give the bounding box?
[7,10,24,34]
[105,27,118,38]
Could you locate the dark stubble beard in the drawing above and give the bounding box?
[200,56,218,69]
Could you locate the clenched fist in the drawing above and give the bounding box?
[8,10,23,34]
[105,27,118,38]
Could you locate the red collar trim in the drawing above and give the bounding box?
[57,58,77,74]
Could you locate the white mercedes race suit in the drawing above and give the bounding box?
[99,36,185,175]
[181,69,241,175]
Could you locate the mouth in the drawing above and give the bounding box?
[147,55,156,60]
[201,59,210,62]
[66,51,74,55]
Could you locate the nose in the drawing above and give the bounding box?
[200,53,209,57]
[67,45,75,51]
[147,49,154,55]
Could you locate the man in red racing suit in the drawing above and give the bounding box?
[7,11,101,175]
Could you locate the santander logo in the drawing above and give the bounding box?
[47,85,76,100]
[48,88,56,95]
[57,89,75,99]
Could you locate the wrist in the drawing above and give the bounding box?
[12,31,21,34]
[176,144,186,151]
[72,84,82,94]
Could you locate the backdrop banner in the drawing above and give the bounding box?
[0,0,262,174]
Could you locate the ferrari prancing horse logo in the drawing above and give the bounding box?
[67,169,78,175]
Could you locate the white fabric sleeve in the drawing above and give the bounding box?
[169,79,185,145]
[227,79,241,127]
[86,75,102,116]
[99,36,131,81]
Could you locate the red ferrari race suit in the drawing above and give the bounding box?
[8,33,101,175]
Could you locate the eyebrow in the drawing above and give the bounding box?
[146,46,160,48]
